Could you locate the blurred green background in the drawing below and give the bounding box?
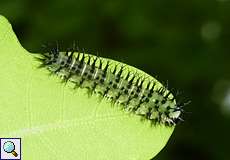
[1,0,230,159]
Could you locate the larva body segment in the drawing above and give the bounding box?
[38,49,182,126]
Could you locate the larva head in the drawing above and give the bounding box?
[148,91,181,125]
[163,102,182,124]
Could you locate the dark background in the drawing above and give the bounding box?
[1,0,230,159]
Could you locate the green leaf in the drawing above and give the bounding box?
[0,15,174,160]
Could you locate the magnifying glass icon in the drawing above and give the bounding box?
[3,141,18,157]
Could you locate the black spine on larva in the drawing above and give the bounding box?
[90,57,99,91]
[38,46,186,126]
[98,59,103,69]
[91,57,97,71]
[125,71,131,80]
[80,53,85,66]
[101,61,110,82]
[127,75,135,89]
[67,51,74,64]
[115,65,125,83]
[112,64,118,74]
[75,52,81,61]
[136,78,145,93]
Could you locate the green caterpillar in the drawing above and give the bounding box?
[37,45,183,126]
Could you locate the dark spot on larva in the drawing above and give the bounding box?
[100,79,104,83]
[78,64,82,69]
[109,81,113,85]
[113,84,117,88]
[148,93,152,97]
[161,100,166,104]
[75,70,80,74]
[146,109,152,117]
[165,110,170,114]
[124,90,128,94]
[61,61,65,65]
[65,63,70,67]
[127,85,131,89]
[54,54,58,58]
[165,112,169,116]
[134,94,138,98]
[167,106,171,110]
[102,74,106,80]
[155,100,159,104]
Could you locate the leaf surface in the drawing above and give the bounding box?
[0,15,174,160]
